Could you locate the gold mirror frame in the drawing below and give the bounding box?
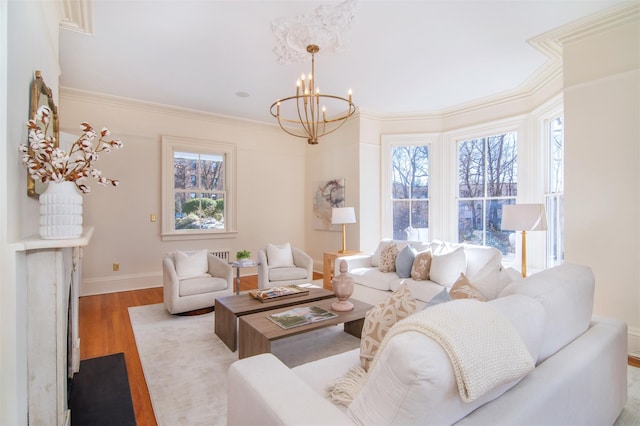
[27,70,59,198]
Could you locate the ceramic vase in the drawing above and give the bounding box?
[331,259,354,311]
[39,181,83,239]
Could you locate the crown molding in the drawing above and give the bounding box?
[59,0,93,35]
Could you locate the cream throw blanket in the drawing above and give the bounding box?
[328,299,534,404]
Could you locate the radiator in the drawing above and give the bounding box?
[210,250,230,262]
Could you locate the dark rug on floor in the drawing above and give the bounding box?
[69,352,136,426]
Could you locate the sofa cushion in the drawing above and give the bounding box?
[395,245,416,278]
[449,273,487,301]
[499,263,595,363]
[359,284,417,371]
[268,266,307,282]
[389,278,447,304]
[266,242,294,267]
[411,249,432,280]
[378,243,398,273]
[349,268,396,291]
[174,249,208,278]
[429,246,466,287]
[179,275,227,296]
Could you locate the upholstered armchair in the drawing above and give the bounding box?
[163,249,233,314]
[257,242,313,289]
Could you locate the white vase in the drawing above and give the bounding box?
[39,181,83,239]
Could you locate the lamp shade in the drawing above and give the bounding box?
[332,207,356,225]
[501,204,548,232]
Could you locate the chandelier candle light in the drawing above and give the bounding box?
[501,204,548,277]
[271,44,356,144]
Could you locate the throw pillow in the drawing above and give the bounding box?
[411,250,432,280]
[359,284,417,371]
[429,246,466,286]
[371,240,394,267]
[425,287,452,308]
[378,243,398,273]
[449,273,487,301]
[266,242,294,268]
[395,245,417,278]
[174,249,208,278]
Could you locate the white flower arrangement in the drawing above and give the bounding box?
[19,105,123,194]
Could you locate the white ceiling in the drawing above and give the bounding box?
[59,0,628,124]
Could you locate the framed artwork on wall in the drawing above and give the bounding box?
[313,178,345,231]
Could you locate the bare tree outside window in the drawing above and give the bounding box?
[173,151,226,230]
[391,145,429,240]
[458,132,517,254]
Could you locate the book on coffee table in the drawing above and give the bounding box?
[267,306,338,329]
[248,285,310,303]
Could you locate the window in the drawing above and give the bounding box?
[162,136,236,239]
[391,145,430,240]
[458,132,517,254]
[545,116,564,267]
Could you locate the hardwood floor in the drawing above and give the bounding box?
[77,274,320,425]
[79,273,637,425]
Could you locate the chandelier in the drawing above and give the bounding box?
[270,44,356,145]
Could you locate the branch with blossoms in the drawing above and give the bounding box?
[19,105,124,194]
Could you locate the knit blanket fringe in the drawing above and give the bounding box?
[328,299,534,405]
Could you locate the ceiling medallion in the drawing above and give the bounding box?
[271,0,358,64]
[270,44,356,145]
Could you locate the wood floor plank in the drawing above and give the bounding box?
[77,271,323,424]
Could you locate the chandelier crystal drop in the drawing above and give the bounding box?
[270,44,356,144]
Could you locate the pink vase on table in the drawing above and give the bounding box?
[331,260,354,311]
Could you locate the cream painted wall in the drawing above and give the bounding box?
[3,1,61,423]
[563,18,640,353]
[59,90,307,295]
[305,118,361,268]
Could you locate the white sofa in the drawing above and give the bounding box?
[228,264,628,425]
[335,239,516,307]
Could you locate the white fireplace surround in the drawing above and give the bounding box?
[13,228,92,426]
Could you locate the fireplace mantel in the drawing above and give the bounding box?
[14,227,93,425]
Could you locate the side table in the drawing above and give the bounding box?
[323,251,360,290]
[230,260,259,295]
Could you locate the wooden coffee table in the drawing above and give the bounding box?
[238,297,372,359]
[214,287,334,351]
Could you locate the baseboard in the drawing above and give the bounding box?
[80,272,162,296]
[629,326,640,357]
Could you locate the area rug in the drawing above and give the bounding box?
[69,352,136,426]
[129,302,360,425]
[615,365,640,425]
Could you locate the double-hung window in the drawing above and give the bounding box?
[544,116,564,267]
[457,132,517,254]
[162,136,236,239]
[390,144,430,240]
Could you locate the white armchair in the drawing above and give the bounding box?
[257,243,313,289]
[163,249,233,314]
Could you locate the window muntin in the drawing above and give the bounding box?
[391,145,429,240]
[545,116,564,267]
[162,136,235,239]
[458,132,517,254]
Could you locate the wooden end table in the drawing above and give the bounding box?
[214,287,335,352]
[238,297,372,359]
[323,251,361,290]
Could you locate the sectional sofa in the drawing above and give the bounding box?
[334,239,518,307]
[228,263,628,425]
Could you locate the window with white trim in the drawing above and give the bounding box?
[544,116,564,267]
[162,136,236,239]
[391,144,430,240]
[457,132,517,255]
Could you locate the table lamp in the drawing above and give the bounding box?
[332,207,356,253]
[501,204,547,277]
